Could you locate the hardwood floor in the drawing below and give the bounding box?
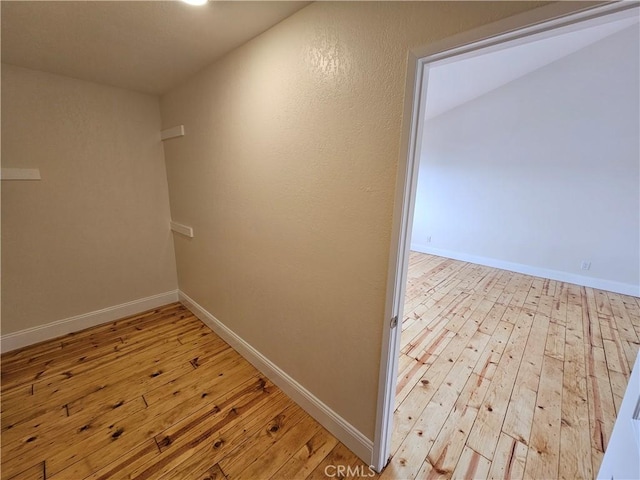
[3,257,639,479]
[383,252,640,479]
[0,303,369,480]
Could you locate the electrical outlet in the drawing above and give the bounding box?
[580,261,591,271]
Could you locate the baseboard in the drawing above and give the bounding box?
[411,244,640,297]
[178,290,375,465]
[1,290,179,353]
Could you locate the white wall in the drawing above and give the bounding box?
[412,25,640,294]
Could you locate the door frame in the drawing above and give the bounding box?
[372,0,640,471]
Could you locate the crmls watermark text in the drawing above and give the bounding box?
[323,465,377,478]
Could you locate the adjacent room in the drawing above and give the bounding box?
[392,7,640,480]
[1,1,638,479]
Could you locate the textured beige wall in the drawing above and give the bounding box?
[160,1,549,440]
[1,64,177,335]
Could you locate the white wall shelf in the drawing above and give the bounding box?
[161,125,185,141]
[1,168,41,180]
[170,220,194,238]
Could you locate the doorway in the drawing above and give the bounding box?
[373,2,640,477]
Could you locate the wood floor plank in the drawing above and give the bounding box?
[595,289,614,316]
[391,313,489,456]
[494,272,519,307]
[450,446,490,480]
[523,277,544,312]
[269,427,340,480]
[487,433,528,480]
[544,319,565,361]
[1,396,148,466]
[465,309,534,460]
[445,291,494,334]
[90,391,290,480]
[621,341,640,376]
[608,369,627,414]
[390,354,450,457]
[401,289,466,352]
[66,360,196,416]
[1,305,188,376]
[477,302,507,335]
[2,336,221,436]
[5,368,252,480]
[62,304,186,342]
[5,329,198,413]
[142,358,254,408]
[397,352,415,376]
[155,391,291,480]
[163,461,227,480]
[623,301,640,330]
[82,439,162,480]
[559,294,593,480]
[598,313,617,345]
[602,337,630,376]
[470,321,513,407]
[305,443,375,480]
[217,401,308,478]
[551,282,569,326]
[30,321,205,395]
[501,312,550,446]
[2,305,180,363]
[1,310,194,385]
[1,404,69,449]
[232,414,322,479]
[395,329,455,404]
[523,355,563,479]
[506,276,534,311]
[419,365,490,477]
[582,287,604,349]
[607,292,639,343]
[383,329,491,479]
[1,339,63,368]
[585,348,617,473]
[4,462,45,480]
[47,377,273,479]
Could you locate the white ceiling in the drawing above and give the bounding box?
[1,1,310,95]
[424,12,640,120]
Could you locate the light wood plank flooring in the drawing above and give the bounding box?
[3,257,639,480]
[383,252,640,479]
[0,303,370,480]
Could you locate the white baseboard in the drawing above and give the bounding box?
[411,244,640,297]
[178,290,374,465]
[1,290,179,353]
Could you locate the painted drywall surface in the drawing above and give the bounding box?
[1,1,310,95]
[413,25,640,288]
[1,64,178,334]
[160,1,551,440]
